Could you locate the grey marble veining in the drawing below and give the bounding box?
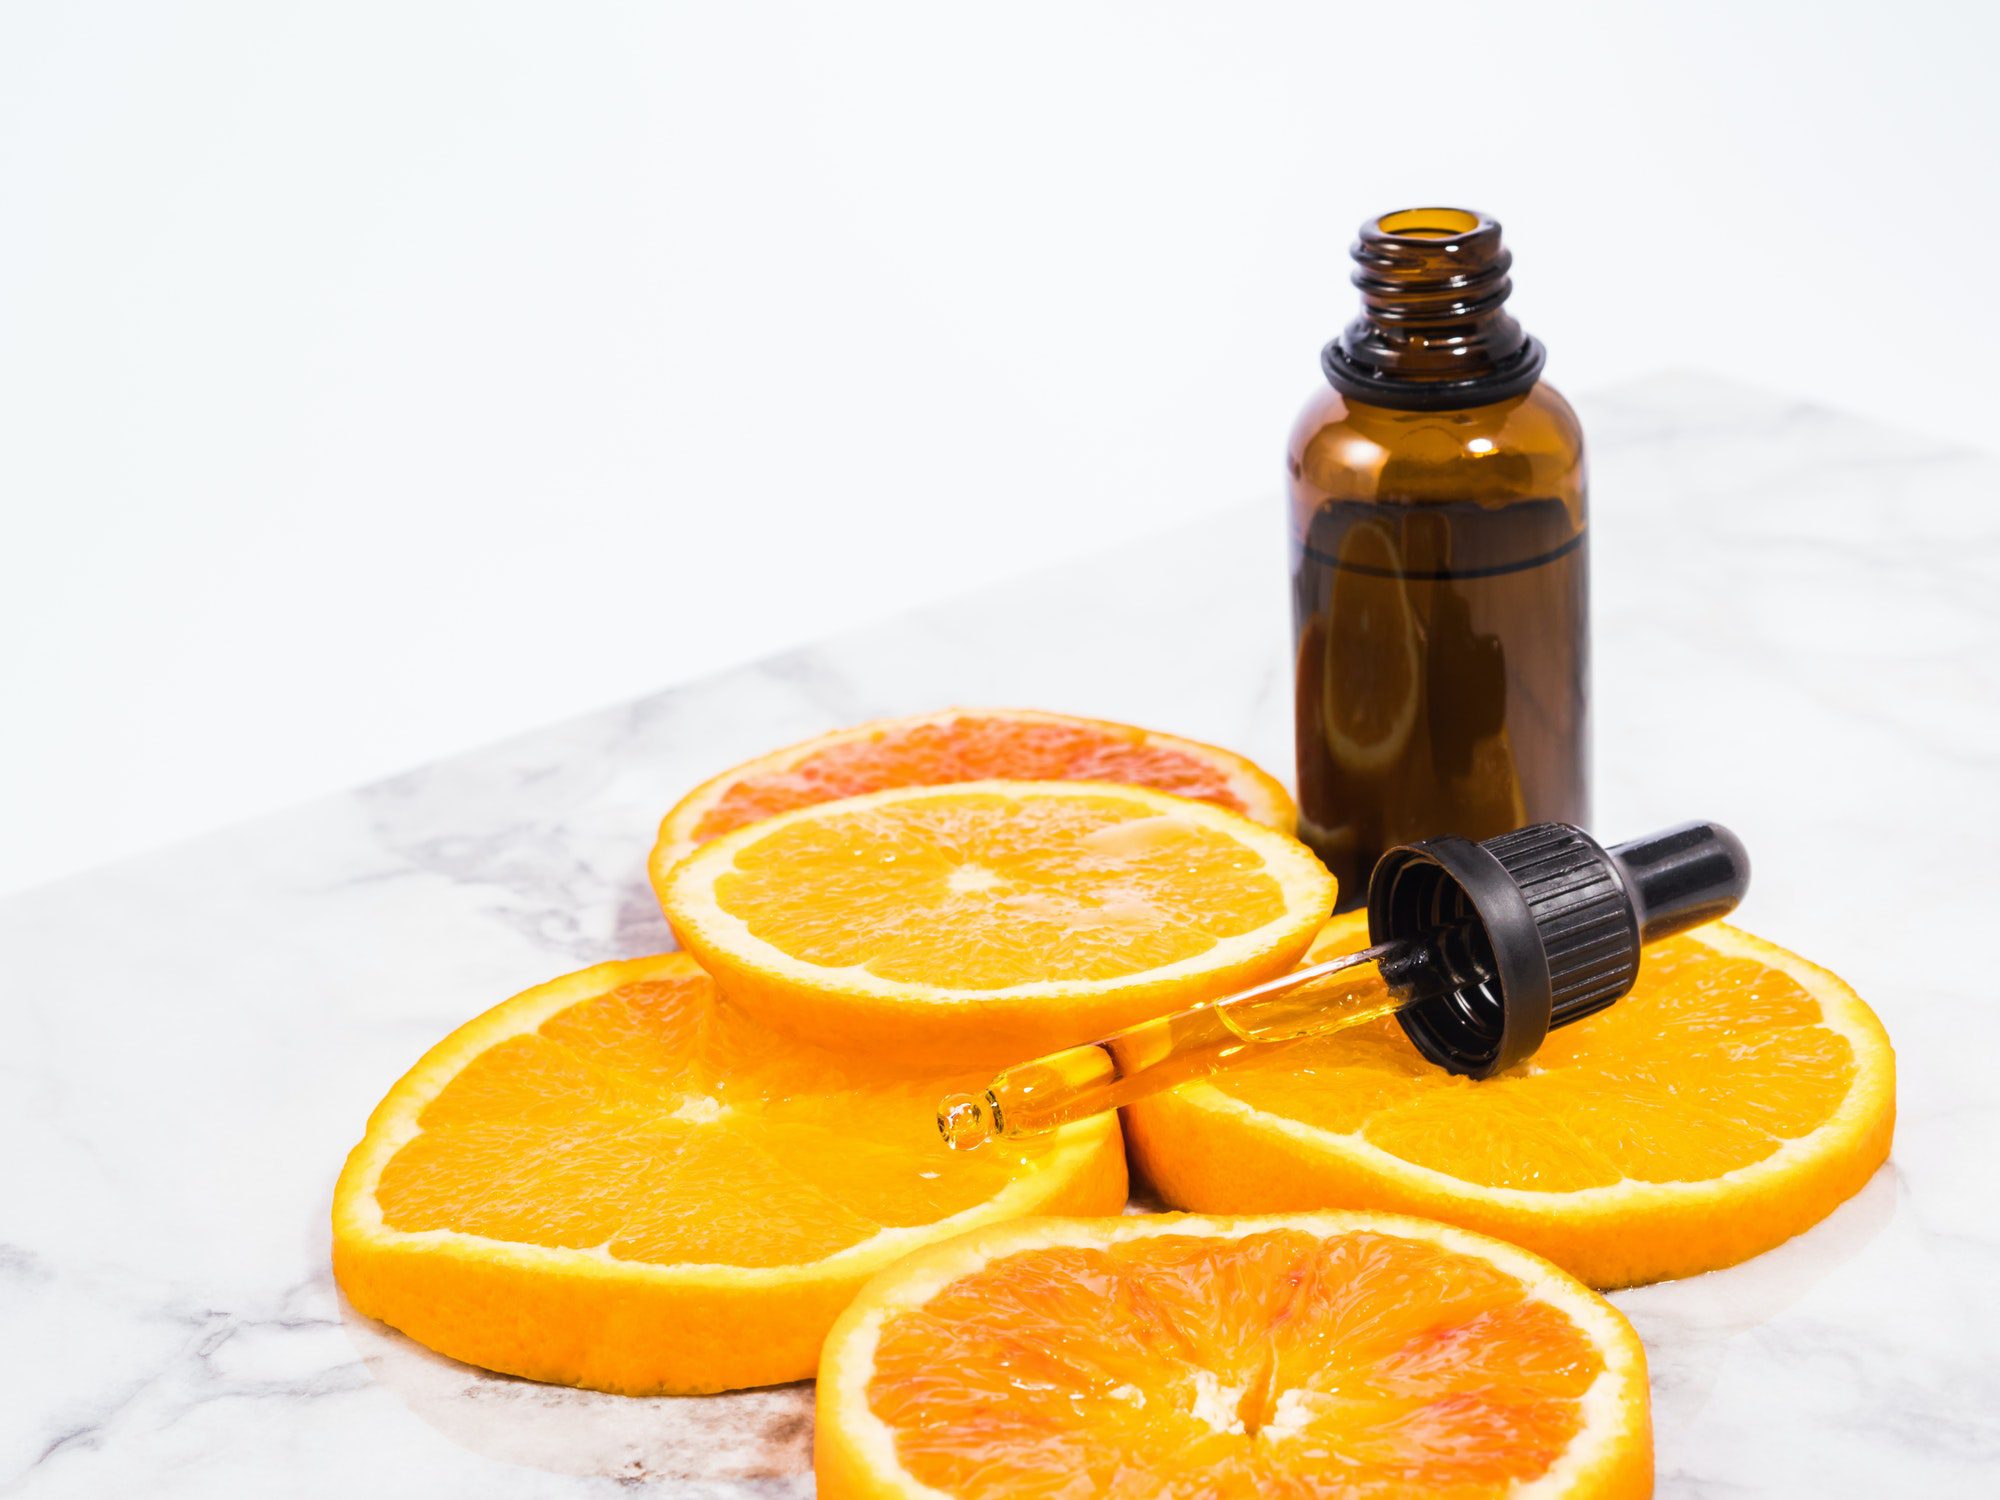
[4,373,1996,1496]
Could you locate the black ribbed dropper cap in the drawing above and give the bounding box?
[1365,821,1750,1078]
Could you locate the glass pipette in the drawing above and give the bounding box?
[939,818,1750,1150]
[937,929,1479,1149]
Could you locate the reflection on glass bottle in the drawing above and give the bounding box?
[1290,209,1588,904]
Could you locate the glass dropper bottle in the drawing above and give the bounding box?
[939,819,1748,1150]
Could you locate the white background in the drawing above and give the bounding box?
[3,1,1996,896]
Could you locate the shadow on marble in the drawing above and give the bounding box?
[338,1293,813,1489]
[1616,1162,1900,1429]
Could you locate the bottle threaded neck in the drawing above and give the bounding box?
[1323,207,1544,411]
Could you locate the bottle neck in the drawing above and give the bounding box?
[1322,207,1545,412]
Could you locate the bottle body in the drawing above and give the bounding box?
[1288,380,1589,903]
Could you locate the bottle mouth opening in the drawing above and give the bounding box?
[1372,207,1487,242]
[1331,204,1536,407]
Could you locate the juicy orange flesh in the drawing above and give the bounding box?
[713,791,1287,989]
[866,1229,1601,1499]
[373,969,1047,1266]
[1215,924,1855,1190]
[693,714,1252,840]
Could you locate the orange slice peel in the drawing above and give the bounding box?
[816,1210,1653,1499]
[660,780,1337,1064]
[649,707,1297,881]
[332,953,1126,1394]
[1126,913,1895,1287]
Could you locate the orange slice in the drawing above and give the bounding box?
[1126,913,1895,1287]
[649,708,1296,881]
[331,953,1125,1394]
[817,1211,1652,1500]
[1316,519,1422,776]
[660,780,1337,1063]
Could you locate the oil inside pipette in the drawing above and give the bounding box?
[938,939,1433,1150]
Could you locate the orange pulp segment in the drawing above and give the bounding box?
[649,708,1296,880]
[662,780,1336,1063]
[1126,914,1895,1287]
[332,953,1125,1394]
[817,1212,1652,1499]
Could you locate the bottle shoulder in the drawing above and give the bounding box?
[1521,380,1584,453]
[1288,379,1585,511]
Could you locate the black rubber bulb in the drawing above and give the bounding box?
[1607,821,1751,943]
[1366,820,1750,1079]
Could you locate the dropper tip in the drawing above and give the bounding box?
[937,1093,994,1151]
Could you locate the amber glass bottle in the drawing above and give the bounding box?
[1289,208,1588,906]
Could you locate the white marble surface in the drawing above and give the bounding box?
[5,373,1997,1496]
